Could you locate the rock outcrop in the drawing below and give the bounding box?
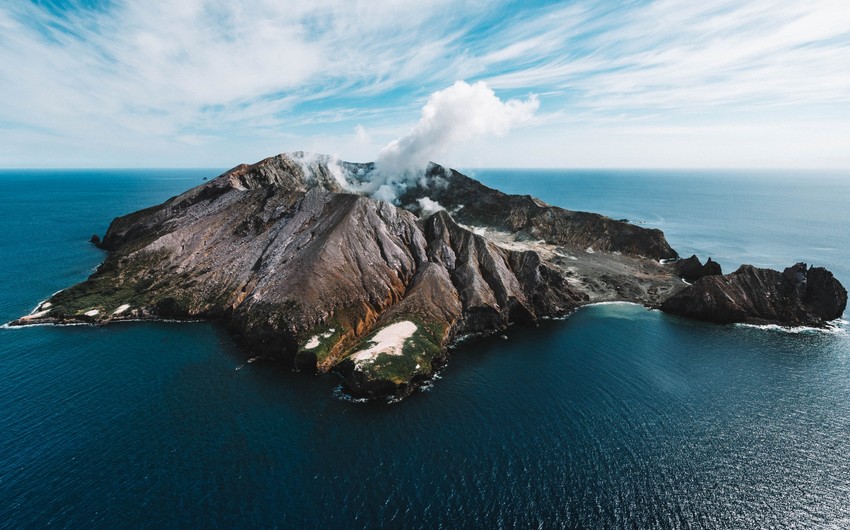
[661,262,847,326]
[674,254,722,282]
[9,152,847,400]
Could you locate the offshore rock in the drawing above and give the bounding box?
[661,262,847,326]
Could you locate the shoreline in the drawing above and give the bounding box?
[8,298,845,335]
[3,315,206,330]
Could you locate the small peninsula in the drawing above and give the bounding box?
[11,153,847,400]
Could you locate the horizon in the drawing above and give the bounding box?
[3,165,850,175]
[1,1,849,169]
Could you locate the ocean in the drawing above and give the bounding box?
[1,168,848,528]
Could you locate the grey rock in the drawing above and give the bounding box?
[674,254,722,282]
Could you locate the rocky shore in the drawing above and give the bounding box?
[661,262,846,326]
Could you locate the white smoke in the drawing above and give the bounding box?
[287,81,538,205]
[376,80,539,177]
[289,151,352,191]
[416,196,445,217]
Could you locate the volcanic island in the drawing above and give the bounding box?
[12,152,847,400]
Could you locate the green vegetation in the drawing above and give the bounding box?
[298,321,346,366]
[50,273,137,317]
[351,317,447,385]
[46,249,187,318]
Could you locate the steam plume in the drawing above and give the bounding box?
[376,80,539,176]
[292,81,538,207]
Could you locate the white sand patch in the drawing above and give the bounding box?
[113,304,131,315]
[84,309,99,317]
[351,321,418,363]
[40,302,52,309]
[22,309,51,320]
[304,328,336,350]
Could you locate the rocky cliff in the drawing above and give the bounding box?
[674,254,723,282]
[10,153,847,400]
[661,262,847,326]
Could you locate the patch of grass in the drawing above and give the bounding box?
[353,317,447,384]
[298,320,346,365]
[47,249,185,317]
[50,275,137,316]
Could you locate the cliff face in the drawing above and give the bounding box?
[674,254,722,282]
[661,263,847,326]
[10,153,847,400]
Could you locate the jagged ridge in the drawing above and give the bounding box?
[661,262,847,326]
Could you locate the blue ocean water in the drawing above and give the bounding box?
[1,168,849,528]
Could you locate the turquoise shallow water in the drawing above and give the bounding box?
[1,168,849,528]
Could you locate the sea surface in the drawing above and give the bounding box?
[1,168,849,529]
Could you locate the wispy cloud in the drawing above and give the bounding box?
[0,0,847,167]
[487,1,850,112]
[0,0,475,164]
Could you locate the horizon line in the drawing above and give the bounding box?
[1,166,849,173]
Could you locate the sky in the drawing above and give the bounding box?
[1,0,848,169]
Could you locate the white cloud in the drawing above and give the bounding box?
[376,81,538,175]
[0,0,475,166]
[299,81,537,204]
[0,0,848,168]
[354,124,371,145]
[487,0,850,113]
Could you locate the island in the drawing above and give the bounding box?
[10,153,847,400]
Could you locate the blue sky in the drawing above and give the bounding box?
[1,0,848,168]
